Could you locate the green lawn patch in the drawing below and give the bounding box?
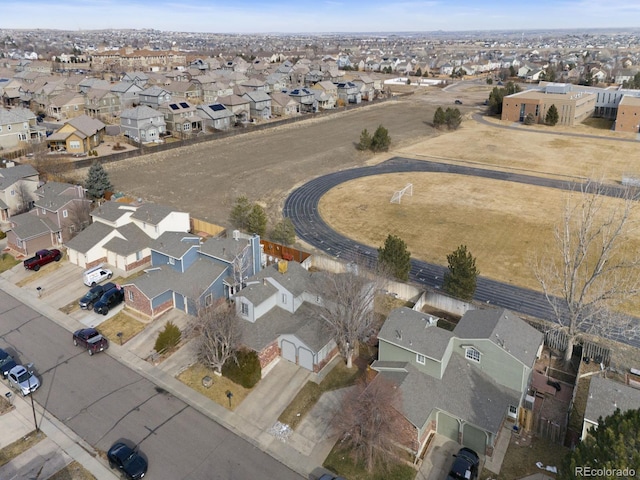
[0,253,19,273]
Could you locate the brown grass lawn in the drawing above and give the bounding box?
[177,364,250,410]
[98,309,146,344]
[319,173,640,298]
[0,430,46,468]
[48,460,96,480]
[0,253,20,273]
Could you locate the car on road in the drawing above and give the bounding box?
[107,441,148,479]
[447,447,480,480]
[454,99,463,105]
[7,364,40,396]
[73,328,109,355]
[94,285,125,315]
[0,348,17,378]
[79,282,115,310]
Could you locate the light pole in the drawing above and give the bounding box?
[26,363,38,432]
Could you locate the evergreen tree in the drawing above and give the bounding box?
[415,67,422,77]
[523,113,536,125]
[445,107,462,130]
[370,125,391,152]
[378,234,411,281]
[545,104,559,126]
[559,408,640,479]
[443,245,479,301]
[85,161,113,199]
[270,218,296,245]
[433,107,446,129]
[229,196,252,230]
[357,128,372,151]
[247,204,267,237]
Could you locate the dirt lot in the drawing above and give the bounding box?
[73,85,484,226]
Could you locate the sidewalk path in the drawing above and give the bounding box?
[0,437,72,480]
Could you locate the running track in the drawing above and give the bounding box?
[284,156,640,349]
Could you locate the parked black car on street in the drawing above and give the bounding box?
[107,441,148,479]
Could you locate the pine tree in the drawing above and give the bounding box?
[443,245,479,301]
[229,196,252,230]
[85,161,113,199]
[445,107,462,130]
[433,107,446,129]
[270,218,296,245]
[357,129,372,151]
[378,234,411,281]
[247,204,267,237]
[545,104,559,126]
[370,125,391,152]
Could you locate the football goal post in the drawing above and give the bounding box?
[390,183,413,204]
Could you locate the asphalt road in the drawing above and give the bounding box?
[0,290,302,480]
[284,156,640,348]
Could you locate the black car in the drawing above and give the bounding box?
[455,99,463,105]
[447,447,480,480]
[107,442,148,479]
[94,286,125,315]
[79,282,115,310]
[0,348,17,378]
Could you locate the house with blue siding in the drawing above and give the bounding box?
[372,307,543,460]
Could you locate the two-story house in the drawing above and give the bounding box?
[242,91,271,120]
[0,107,44,151]
[84,89,121,118]
[138,86,172,109]
[232,260,340,373]
[48,90,85,120]
[120,105,166,144]
[0,164,39,222]
[197,103,235,131]
[65,201,190,274]
[285,88,318,113]
[159,101,202,136]
[269,92,299,117]
[46,115,106,154]
[217,94,251,123]
[336,82,362,104]
[371,307,543,459]
[110,81,144,109]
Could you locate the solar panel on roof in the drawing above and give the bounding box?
[180,102,189,108]
[169,104,179,110]
[209,104,225,111]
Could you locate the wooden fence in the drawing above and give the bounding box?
[190,218,225,237]
[260,239,311,264]
[533,414,566,444]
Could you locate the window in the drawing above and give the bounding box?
[508,405,518,418]
[70,140,80,149]
[128,290,134,301]
[416,354,426,365]
[204,293,213,306]
[281,293,287,304]
[7,125,11,131]
[0,126,3,132]
[10,189,14,196]
[168,257,175,265]
[465,347,481,363]
[241,302,249,315]
[136,251,143,261]
[23,122,28,129]
[62,209,68,218]
[41,208,46,214]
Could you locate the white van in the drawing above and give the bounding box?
[83,265,113,287]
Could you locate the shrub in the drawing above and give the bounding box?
[523,113,536,125]
[154,321,181,354]
[0,230,6,240]
[222,348,261,388]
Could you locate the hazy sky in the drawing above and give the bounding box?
[3,0,640,33]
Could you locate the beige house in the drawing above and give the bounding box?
[46,115,106,154]
[48,91,85,120]
[502,89,596,126]
[614,95,640,133]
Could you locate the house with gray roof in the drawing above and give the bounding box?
[242,90,271,120]
[120,105,166,144]
[231,260,340,373]
[581,376,640,441]
[0,107,43,151]
[110,81,143,108]
[0,164,39,221]
[197,103,234,131]
[123,231,261,319]
[46,115,106,154]
[372,307,543,458]
[65,200,189,274]
[138,86,171,109]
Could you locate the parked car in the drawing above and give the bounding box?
[107,441,148,479]
[94,286,125,315]
[7,364,40,396]
[447,447,480,480]
[83,265,113,287]
[0,348,17,378]
[73,328,109,355]
[79,282,115,310]
[23,249,62,271]
[454,99,463,105]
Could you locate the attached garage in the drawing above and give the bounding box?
[462,423,487,455]
[281,340,296,364]
[437,411,459,442]
[298,347,314,371]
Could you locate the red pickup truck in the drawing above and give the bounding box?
[23,249,62,271]
[73,328,109,356]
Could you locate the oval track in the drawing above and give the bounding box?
[284,156,640,349]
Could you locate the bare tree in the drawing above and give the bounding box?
[64,199,92,238]
[312,265,377,368]
[534,180,640,361]
[231,242,252,294]
[193,303,242,374]
[13,181,33,214]
[331,374,405,473]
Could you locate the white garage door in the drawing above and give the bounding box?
[281,340,296,364]
[298,347,314,371]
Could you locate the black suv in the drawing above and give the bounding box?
[0,348,17,378]
[79,282,115,310]
[107,442,148,479]
[447,447,480,480]
[94,286,125,315]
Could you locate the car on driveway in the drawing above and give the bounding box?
[107,441,148,479]
[447,447,480,480]
[73,328,109,355]
[94,285,125,315]
[79,282,115,310]
[7,364,40,396]
[0,348,17,378]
